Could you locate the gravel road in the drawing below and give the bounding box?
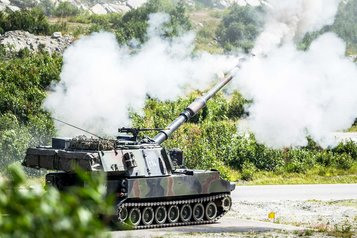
[111,184,357,237]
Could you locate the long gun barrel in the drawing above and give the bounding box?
[153,65,240,145]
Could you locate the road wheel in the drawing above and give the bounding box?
[192,203,205,221]
[180,204,192,222]
[167,205,179,223]
[128,208,141,226]
[205,202,217,221]
[117,206,128,222]
[221,196,232,211]
[155,206,167,224]
[142,207,154,225]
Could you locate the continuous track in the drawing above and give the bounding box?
[116,193,232,229]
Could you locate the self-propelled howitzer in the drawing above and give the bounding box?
[22,66,239,229]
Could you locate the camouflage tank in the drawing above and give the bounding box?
[22,66,239,229]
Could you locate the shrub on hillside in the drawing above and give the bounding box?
[0,9,51,35]
[88,0,191,45]
[53,2,80,17]
[0,52,61,170]
[216,4,263,52]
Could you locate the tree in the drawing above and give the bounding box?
[299,0,357,52]
[0,8,51,35]
[89,0,191,45]
[37,0,55,16]
[332,0,357,51]
[54,2,80,17]
[216,4,263,52]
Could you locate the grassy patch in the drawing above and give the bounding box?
[314,222,355,238]
[309,199,357,209]
[328,200,357,209]
[349,125,357,132]
[48,16,91,37]
[189,9,225,53]
[238,164,357,185]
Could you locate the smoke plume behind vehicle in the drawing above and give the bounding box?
[235,0,357,148]
[44,13,236,136]
[45,1,357,148]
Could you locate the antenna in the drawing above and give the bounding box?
[52,117,103,139]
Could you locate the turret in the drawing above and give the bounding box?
[153,65,240,145]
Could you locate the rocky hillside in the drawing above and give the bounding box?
[0,30,73,54]
[0,0,266,15]
[0,0,147,14]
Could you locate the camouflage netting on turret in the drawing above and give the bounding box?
[68,136,115,150]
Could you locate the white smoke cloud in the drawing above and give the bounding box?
[253,0,340,55]
[236,0,357,148]
[44,13,237,137]
[45,2,357,149]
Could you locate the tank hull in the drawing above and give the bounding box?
[46,170,235,229]
[126,171,234,199]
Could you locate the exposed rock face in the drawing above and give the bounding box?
[89,2,131,15]
[207,0,265,8]
[52,0,146,14]
[0,30,73,54]
[0,0,266,15]
[0,0,20,11]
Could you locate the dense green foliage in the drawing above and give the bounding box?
[216,1,357,53]
[87,0,191,44]
[0,165,110,237]
[0,9,51,35]
[332,0,357,52]
[215,4,263,52]
[299,0,357,52]
[0,52,62,169]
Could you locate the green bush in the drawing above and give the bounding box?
[216,4,263,52]
[0,114,31,169]
[227,91,248,120]
[315,151,335,167]
[333,153,353,170]
[0,52,61,170]
[0,52,62,120]
[87,0,192,45]
[53,2,80,17]
[0,9,51,35]
[332,140,357,160]
[0,165,110,238]
[284,150,315,173]
[241,161,256,181]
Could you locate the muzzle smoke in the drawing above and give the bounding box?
[235,0,357,148]
[45,1,357,149]
[44,13,236,136]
